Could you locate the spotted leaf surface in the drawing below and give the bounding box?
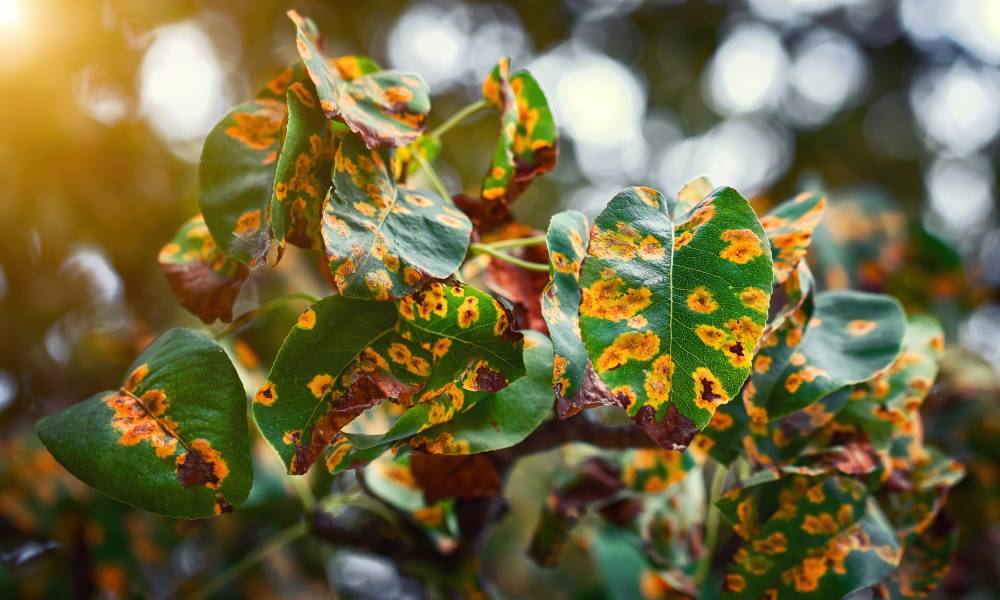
[668,175,714,221]
[254,282,524,474]
[406,331,554,454]
[199,98,286,266]
[270,80,335,249]
[762,291,906,419]
[620,448,694,494]
[480,58,558,219]
[540,210,591,410]
[35,329,252,519]
[578,186,773,450]
[718,474,899,599]
[158,215,249,324]
[760,191,827,284]
[323,134,472,300]
[289,11,430,148]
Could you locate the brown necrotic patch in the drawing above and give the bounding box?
[176,439,229,490]
[632,403,698,451]
[254,381,277,406]
[692,367,730,411]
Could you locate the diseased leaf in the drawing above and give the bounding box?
[409,452,502,504]
[540,210,592,412]
[718,474,899,599]
[478,57,558,224]
[668,175,715,221]
[270,80,335,249]
[288,10,430,148]
[323,134,472,300]
[254,282,524,474]
[578,186,773,450]
[158,215,250,324]
[199,97,286,266]
[395,134,442,183]
[36,329,252,519]
[482,222,549,331]
[407,331,554,454]
[760,191,827,284]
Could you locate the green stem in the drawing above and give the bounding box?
[430,99,489,139]
[485,235,547,250]
[695,462,729,586]
[413,150,452,202]
[287,474,316,512]
[469,242,550,272]
[214,292,319,340]
[189,521,308,600]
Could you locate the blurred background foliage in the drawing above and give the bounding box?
[0,0,998,598]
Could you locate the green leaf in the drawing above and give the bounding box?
[199,97,287,266]
[270,80,335,249]
[253,282,524,474]
[323,134,472,300]
[396,134,442,182]
[479,57,558,219]
[158,215,250,324]
[35,328,252,519]
[578,185,773,449]
[760,191,827,284]
[761,291,906,419]
[288,10,430,148]
[718,473,899,599]
[540,210,591,409]
[667,175,715,220]
[406,331,554,454]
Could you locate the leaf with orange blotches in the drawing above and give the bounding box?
[668,175,715,221]
[288,11,430,148]
[717,473,898,599]
[540,210,592,409]
[35,329,252,518]
[158,215,249,324]
[322,134,472,300]
[760,191,827,284]
[255,282,524,474]
[578,186,773,450]
[478,57,558,225]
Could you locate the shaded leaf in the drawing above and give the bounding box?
[254,282,524,474]
[409,452,502,504]
[289,10,430,148]
[479,57,558,223]
[36,329,252,519]
[158,215,250,324]
[323,134,472,300]
[668,175,715,221]
[579,186,773,449]
[482,222,549,331]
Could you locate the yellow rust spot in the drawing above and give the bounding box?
[696,325,729,349]
[639,570,671,599]
[589,222,664,261]
[458,296,480,328]
[739,287,769,314]
[686,286,718,314]
[720,228,764,264]
[387,343,431,377]
[308,373,334,398]
[432,338,452,360]
[708,409,734,431]
[611,385,637,407]
[324,439,352,472]
[847,319,877,336]
[801,512,839,535]
[643,354,674,406]
[693,367,729,410]
[225,109,282,150]
[106,390,178,458]
[752,532,788,555]
[297,308,316,330]
[633,186,660,208]
[754,355,772,374]
[596,331,660,371]
[436,214,467,229]
[724,573,746,593]
[580,277,651,322]
[673,230,694,250]
[234,210,262,236]
[254,381,277,406]
[365,270,393,301]
[123,363,150,393]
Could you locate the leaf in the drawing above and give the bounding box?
[253,282,524,474]
[395,134,442,183]
[717,473,899,599]
[578,186,773,450]
[620,448,695,494]
[479,57,558,222]
[590,525,689,600]
[199,97,287,266]
[668,175,715,220]
[409,452,502,504]
[540,210,593,414]
[158,215,250,324]
[482,222,549,331]
[35,329,252,519]
[759,191,827,284]
[322,134,472,300]
[761,290,906,419]
[270,80,336,249]
[288,10,430,148]
[407,331,555,454]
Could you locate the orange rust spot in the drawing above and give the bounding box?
[596,331,660,371]
[225,109,283,150]
[696,324,729,349]
[753,531,789,554]
[643,354,674,406]
[719,228,764,264]
[692,367,729,410]
[847,319,877,336]
[308,373,335,398]
[234,210,262,236]
[686,286,718,314]
[254,381,277,406]
[297,308,317,330]
[123,363,150,393]
[106,390,178,458]
[739,287,769,314]
[457,296,480,328]
[580,277,651,322]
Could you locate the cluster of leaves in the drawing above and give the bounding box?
[32,12,966,598]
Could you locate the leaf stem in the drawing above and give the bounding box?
[188,521,308,600]
[430,99,489,139]
[469,242,550,272]
[214,292,319,340]
[484,235,547,250]
[413,150,452,202]
[695,461,728,587]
